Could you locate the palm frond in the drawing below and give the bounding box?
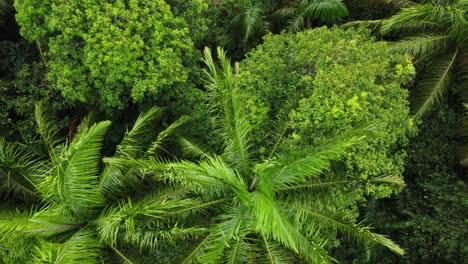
[115,107,163,158]
[121,225,207,251]
[169,156,249,200]
[364,0,415,9]
[180,233,214,264]
[251,191,334,263]
[203,47,253,172]
[234,0,268,41]
[197,206,250,264]
[389,33,450,59]
[96,195,200,247]
[381,3,449,35]
[303,0,349,23]
[146,115,191,156]
[278,174,405,192]
[295,206,404,255]
[412,49,458,117]
[39,121,110,218]
[0,0,13,16]
[178,137,211,159]
[54,227,101,264]
[261,235,291,264]
[0,138,39,201]
[35,102,61,149]
[341,20,384,33]
[259,131,368,193]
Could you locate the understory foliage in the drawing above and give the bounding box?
[400,102,468,263]
[0,40,71,139]
[14,0,206,111]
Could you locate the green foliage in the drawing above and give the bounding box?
[239,27,416,200]
[14,0,204,111]
[0,40,72,139]
[0,104,201,263]
[400,103,468,263]
[165,47,405,263]
[345,0,468,117]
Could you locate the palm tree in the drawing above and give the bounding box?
[165,47,406,263]
[0,103,208,263]
[277,0,349,32]
[229,0,279,46]
[345,0,468,117]
[227,0,349,47]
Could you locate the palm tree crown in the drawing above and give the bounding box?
[165,47,405,263]
[0,104,200,263]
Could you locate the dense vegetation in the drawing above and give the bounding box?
[0,0,466,263]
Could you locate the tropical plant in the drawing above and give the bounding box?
[0,103,206,263]
[229,0,280,45]
[164,47,406,263]
[277,0,349,32]
[344,0,468,117]
[225,0,349,48]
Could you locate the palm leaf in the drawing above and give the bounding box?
[259,133,366,193]
[197,206,250,264]
[251,191,334,263]
[380,3,449,35]
[115,107,163,158]
[293,206,404,255]
[0,0,13,16]
[169,156,249,201]
[278,174,405,192]
[96,195,201,247]
[54,227,101,264]
[34,102,61,150]
[389,33,450,59]
[0,138,38,201]
[178,137,211,159]
[39,121,110,218]
[146,115,191,156]
[235,0,268,41]
[261,235,291,264]
[412,49,458,117]
[203,47,253,173]
[304,0,349,23]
